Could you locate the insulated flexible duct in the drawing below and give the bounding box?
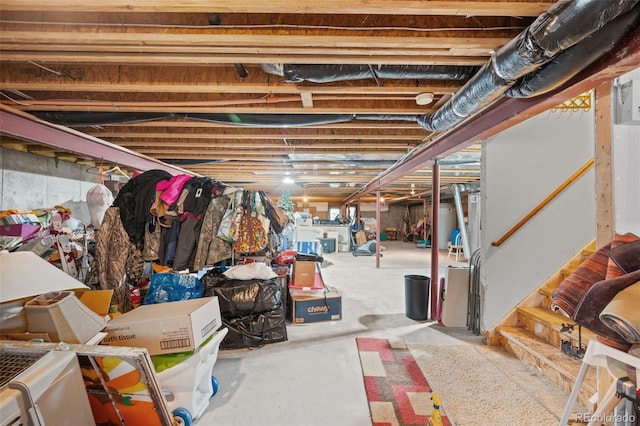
[260,64,479,83]
[185,113,355,127]
[32,112,173,126]
[417,0,639,131]
[506,5,640,98]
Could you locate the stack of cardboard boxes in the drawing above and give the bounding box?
[288,258,342,324]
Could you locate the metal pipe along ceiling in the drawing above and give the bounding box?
[417,0,639,132]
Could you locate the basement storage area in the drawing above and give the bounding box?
[1,1,640,425]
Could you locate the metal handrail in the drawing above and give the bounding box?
[491,157,595,247]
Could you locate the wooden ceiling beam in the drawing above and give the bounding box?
[8,104,434,114]
[0,52,486,66]
[0,1,553,16]
[0,29,509,49]
[1,43,495,59]
[0,64,464,95]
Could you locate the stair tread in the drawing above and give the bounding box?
[517,306,599,342]
[498,326,596,392]
[538,286,554,296]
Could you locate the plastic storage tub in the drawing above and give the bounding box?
[155,327,228,425]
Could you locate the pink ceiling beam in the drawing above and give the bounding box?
[346,26,640,203]
[0,107,195,176]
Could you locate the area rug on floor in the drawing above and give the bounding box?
[356,337,451,426]
[407,343,559,426]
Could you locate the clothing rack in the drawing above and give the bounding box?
[86,165,130,181]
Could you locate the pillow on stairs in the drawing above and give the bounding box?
[550,242,610,318]
[573,268,640,351]
[550,233,640,318]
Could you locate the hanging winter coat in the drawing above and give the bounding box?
[113,169,171,248]
[193,195,233,270]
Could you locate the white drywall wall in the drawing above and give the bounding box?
[480,106,596,331]
[613,67,640,235]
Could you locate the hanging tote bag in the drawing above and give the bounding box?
[86,166,115,228]
[232,192,268,254]
[217,190,244,242]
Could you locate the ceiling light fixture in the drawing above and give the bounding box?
[283,177,295,184]
[415,92,435,106]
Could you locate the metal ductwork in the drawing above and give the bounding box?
[451,184,471,261]
[260,64,479,83]
[417,0,639,132]
[506,5,640,98]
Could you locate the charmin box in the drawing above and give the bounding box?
[102,297,221,355]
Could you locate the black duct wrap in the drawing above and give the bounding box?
[262,63,479,83]
[506,5,640,98]
[32,111,173,126]
[418,0,639,132]
[186,113,354,127]
[202,273,282,319]
[32,110,426,131]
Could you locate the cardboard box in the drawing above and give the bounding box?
[290,287,342,324]
[102,297,221,355]
[292,260,317,287]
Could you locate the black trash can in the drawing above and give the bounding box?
[404,275,430,320]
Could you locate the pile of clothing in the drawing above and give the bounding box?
[88,170,288,314]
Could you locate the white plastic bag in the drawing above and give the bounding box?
[223,262,277,280]
[86,168,114,228]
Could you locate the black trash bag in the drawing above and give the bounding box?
[295,253,324,263]
[202,273,281,318]
[221,307,288,350]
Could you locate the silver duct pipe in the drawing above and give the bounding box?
[506,5,640,98]
[451,183,471,261]
[417,0,638,131]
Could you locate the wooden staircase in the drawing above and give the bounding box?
[485,240,598,411]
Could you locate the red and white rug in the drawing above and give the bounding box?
[356,337,451,426]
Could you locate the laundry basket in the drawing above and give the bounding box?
[154,327,228,425]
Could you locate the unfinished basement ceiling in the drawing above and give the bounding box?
[1,1,639,203]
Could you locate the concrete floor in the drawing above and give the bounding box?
[200,240,571,426]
